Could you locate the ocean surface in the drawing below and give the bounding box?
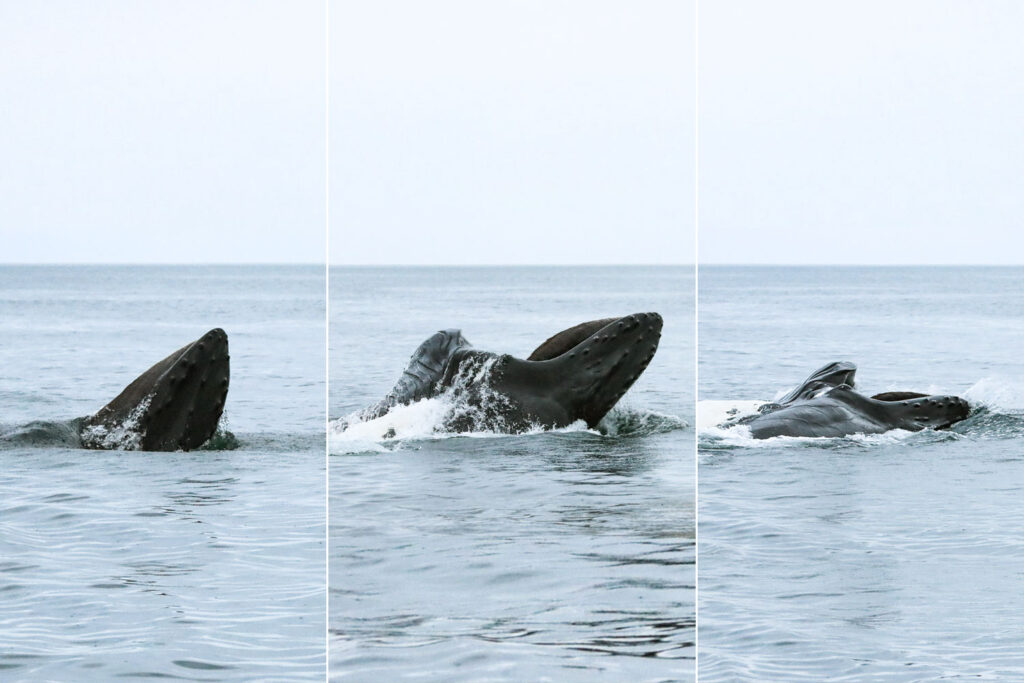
[698,266,1024,680]
[0,265,326,681]
[330,266,694,681]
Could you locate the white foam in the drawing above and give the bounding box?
[964,377,1024,412]
[696,400,765,432]
[328,398,446,453]
[79,394,152,450]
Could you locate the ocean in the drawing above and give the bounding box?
[0,265,326,680]
[329,266,694,681]
[698,266,1024,680]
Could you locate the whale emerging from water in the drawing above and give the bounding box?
[2,329,230,451]
[76,328,230,450]
[726,361,970,439]
[357,313,662,433]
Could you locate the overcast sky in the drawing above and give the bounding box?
[699,0,1024,264]
[0,1,324,264]
[330,1,694,265]
[9,3,1012,267]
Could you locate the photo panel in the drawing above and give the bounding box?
[0,3,326,679]
[329,1,695,680]
[697,1,1024,679]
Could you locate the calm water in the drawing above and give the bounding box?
[698,266,1024,680]
[330,267,694,681]
[0,266,326,680]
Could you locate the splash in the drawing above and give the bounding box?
[696,400,766,433]
[963,377,1024,413]
[330,356,685,454]
[597,406,688,436]
[79,394,152,450]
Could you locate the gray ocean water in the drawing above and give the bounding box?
[698,266,1024,680]
[0,265,326,680]
[330,266,694,681]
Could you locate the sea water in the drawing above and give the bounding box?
[0,265,326,680]
[330,266,694,681]
[699,266,1024,680]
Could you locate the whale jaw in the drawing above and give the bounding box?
[80,328,230,451]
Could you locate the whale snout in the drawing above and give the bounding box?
[144,328,230,450]
[571,312,662,427]
[907,394,971,429]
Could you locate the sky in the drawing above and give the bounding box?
[0,1,324,264]
[699,0,1024,264]
[9,3,1014,266]
[330,1,695,265]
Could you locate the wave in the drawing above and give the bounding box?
[0,418,239,452]
[0,419,83,448]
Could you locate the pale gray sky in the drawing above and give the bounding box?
[700,0,1024,264]
[330,1,694,265]
[0,1,324,264]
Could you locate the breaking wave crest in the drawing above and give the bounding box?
[0,419,83,449]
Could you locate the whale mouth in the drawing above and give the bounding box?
[81,328,230,451]
[561,312,663,427]
[778,361,857,404]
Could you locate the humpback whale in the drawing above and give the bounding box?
[357,312,662,433]
[728,361,970,439]
[2,329,230,451]
[79,328,230,450]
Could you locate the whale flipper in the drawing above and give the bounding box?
[79,328,230,451]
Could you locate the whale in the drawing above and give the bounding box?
[727,361,970,439]
[357,312,662,433]
[78,328,230,450]
[1,329,230,451]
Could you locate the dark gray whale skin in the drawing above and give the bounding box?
[734,362,970,439]
[78,328,230,451]
[360,313,662,433]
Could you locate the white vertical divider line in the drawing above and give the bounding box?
[324,0,331,678]
[693,0,700,676]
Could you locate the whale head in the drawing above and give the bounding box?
[81,328,230,451]
[479,312,663,430]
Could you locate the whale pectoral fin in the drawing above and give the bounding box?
[527,318,619,361]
